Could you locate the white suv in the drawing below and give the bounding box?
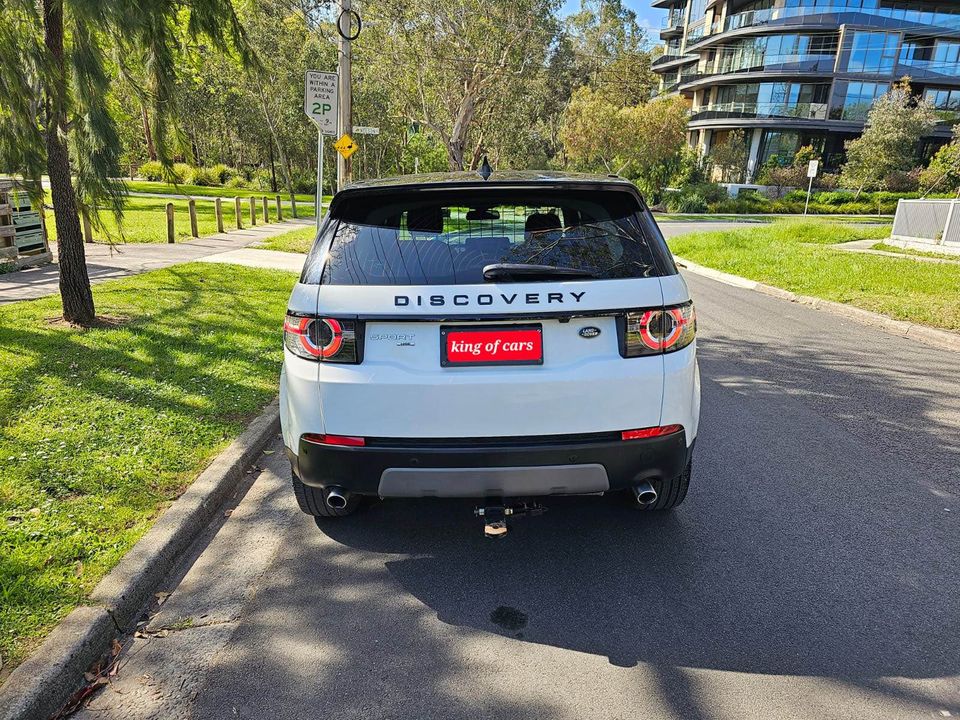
[280,172,700,529]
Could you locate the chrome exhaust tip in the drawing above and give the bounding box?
[632,481,658,507]
[326,487,350,509]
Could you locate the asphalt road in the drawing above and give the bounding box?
[76,269,960,720]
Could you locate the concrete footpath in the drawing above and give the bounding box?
[0,218,314,305]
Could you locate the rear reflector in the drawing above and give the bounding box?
[621,425,683,441]
[302,433,366,447]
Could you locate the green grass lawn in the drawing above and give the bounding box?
[0,263,297,669]
[124,180,328,206]
[656,213,893,224]
[669,219,960,331]
[45,194,316,244]
[253,225,317,254]
[872,242,960,262]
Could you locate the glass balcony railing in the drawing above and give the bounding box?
[686,22,707,44]
[661,13,683,29]
[897,58,960,80]
[681,54,836,83]
[693,101,829,120]
[717,3,960,37]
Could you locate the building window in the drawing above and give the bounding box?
[714,82,829,118]
[933,40,960,65]
[688,0,707,20]
[845,31,900,74]
[925,87,960,111]
[713,33,839,74]
[830,81,889,121]
[924,87,960,122]
[757,131,801,169]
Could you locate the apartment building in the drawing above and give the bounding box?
[652,1,960,180]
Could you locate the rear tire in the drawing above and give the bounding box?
[632,459,691,511]
[292,472,361,518]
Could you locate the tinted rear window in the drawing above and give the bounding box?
[310,188,671,286]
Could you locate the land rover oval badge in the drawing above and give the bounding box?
[579,326,601,339]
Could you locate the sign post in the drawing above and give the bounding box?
[804,159,820,216]
[305,71,339,228]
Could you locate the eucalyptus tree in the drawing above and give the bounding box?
[0,0,252,325]
[364,0,561,171]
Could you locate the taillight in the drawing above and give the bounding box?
[302,433,366,447]
[283,313,360,363]
[623,301,696,356]
[622,424,683,440]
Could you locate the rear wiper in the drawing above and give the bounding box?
[482,263,597,282]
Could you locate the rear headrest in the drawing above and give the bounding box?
[406,207,443,235]
[525,212,561,234]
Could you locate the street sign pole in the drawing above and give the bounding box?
[804,159,820,217]
[316,133,324,229]
[304,70,338,225]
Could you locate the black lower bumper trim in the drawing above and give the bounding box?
[291,431,693,497]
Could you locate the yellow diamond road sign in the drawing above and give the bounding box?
[334,133,358,159]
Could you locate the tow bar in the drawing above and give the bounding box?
[475,501,546,538]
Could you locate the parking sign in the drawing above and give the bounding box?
[305,71,338,136]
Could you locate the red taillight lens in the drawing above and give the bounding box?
[623,301,696,356]
[621,424,683,440]
[302,433,366,447]
[284,314,359,363]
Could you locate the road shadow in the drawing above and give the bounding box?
[194,316,960,718]
[312,330,959,685]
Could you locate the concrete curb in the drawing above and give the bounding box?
[675,256,960,353]
[0,400,281,720]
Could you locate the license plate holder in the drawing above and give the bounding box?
[440,324,544,367]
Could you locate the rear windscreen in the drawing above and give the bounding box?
[312,188,671,286]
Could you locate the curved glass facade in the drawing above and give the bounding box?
[721,1,960,36]
[652,0,960,180]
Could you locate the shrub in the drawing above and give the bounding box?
[672,193,708,213]
[187,166,220,186]
[883,168,921,193]
[759,164,805,196]
[139,160,164,182]
[684,182,727,204]
[209,164,237,185]
[816,172,841,190]
[815,190,858,206]
[249,169,273,190]
[290,169,316,195]
[225,176,249,189]
[171,163,191,184]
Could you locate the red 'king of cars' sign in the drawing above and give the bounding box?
[443,327,543,366]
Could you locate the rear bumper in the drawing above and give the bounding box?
[289,431,693,498]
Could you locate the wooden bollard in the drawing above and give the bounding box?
[275,195,283,221]
[234,197,243,229]
[188,199,199,238]
[249,197,257,226]
[262,195,269,223]
[215,198,224,233]
[81,209,93,243]
[166,202,175,243]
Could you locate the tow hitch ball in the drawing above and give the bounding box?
[475,501,546,538]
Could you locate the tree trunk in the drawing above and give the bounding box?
[446,91,477,171]
[141,104,157,161]
[268,142,278,193]
[257,85,297,216]
[43,0,95,325]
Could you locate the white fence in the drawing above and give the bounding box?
[891,199,960,246]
